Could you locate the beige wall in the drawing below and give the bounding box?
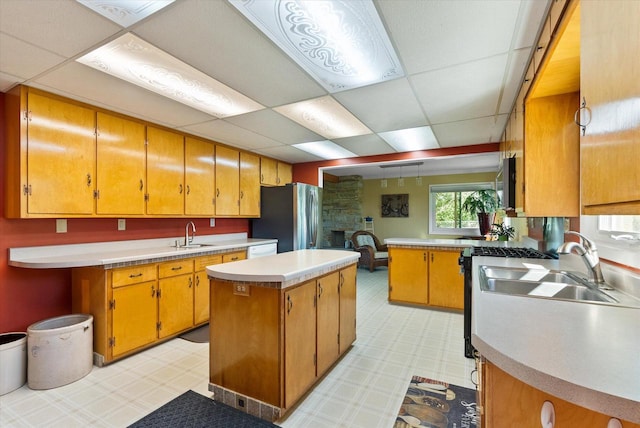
[361,171,500,241]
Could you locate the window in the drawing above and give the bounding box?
[581,215,640,270]
[429,182,497,236]
[598,215,640,235]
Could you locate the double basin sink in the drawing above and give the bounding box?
[479,266,623,305]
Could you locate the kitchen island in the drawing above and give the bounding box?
[206,249,360,422]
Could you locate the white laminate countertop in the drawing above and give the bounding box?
[206,249,360,288]
[384,237,530,248]
[8,233,277,269]
[471,254,640,423]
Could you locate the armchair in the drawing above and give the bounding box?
[351,230,388,272]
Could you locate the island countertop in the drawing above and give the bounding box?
[206,249,360,288]
[472,255,640,423]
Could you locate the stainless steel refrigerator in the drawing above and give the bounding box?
[251,183,322,253]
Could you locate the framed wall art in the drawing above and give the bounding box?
[381,194,409,218]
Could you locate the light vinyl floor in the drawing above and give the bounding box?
[0,268,475,427]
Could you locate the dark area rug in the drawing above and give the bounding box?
[128,390,278,428]
[178,324,209,343]
[394,376,478,428]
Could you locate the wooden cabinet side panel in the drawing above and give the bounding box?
[339,264,357,354]
[96,113,146,215]
[389,248,428,304]
[210,280,281,406]
[72,268,109,360]
[316,272,340,377]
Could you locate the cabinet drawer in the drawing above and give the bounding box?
[112,264,157,288]
[158,259,194,278]
[223,251,246,263]
[195,255,223,271]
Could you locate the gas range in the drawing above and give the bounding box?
[459,245,552,358]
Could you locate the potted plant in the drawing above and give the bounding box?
[490,222,516,241]
[462,190,500,236]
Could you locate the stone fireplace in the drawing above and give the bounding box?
[321,175,363,248]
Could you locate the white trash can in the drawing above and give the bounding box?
[27,314,93,390]
[0,332,27,395]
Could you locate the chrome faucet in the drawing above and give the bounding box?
[557,231,609,289]
[185,221,196,247]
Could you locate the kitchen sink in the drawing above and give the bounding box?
[479,266,618,304]
[173,243,217,249]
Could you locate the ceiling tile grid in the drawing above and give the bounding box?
[0,0,551,173]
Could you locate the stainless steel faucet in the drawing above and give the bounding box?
[185,221,196,247]
[557,231,609,289]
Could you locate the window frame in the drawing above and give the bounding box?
[580,215,640,269]
[429,182,498,236]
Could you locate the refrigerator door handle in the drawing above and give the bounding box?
[308,191,317,248]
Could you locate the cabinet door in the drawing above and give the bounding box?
[96,113,146,215]
[260,157,278,185]
[277,162,292,185]
[26,92,95,215]
[239,152,260,217]
[194,253,222,325]
[339,264,357,355]
[316,272,340,376]
[185,137,215,216]
[580,0,640,214]
[146,127,184,215]
[428,250,464,309]
[158,274,194,338]
[284,280,317,408]
[112,280,158,357]
[389,248,428,304]
[215,145,240,216]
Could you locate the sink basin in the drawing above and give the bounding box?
[173,243,216,249]
[479,266,618,304]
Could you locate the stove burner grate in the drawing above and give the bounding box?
[469,246,552,259]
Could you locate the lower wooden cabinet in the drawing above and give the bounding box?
[210,264,357,416]
[72,250,244,365]
[388,247,463,309]
[481,359,640,428]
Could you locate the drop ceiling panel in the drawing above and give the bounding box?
[378,0,520,74]
[333,78,428,133]
[0,0,121,57]
[498,48,532,114]
[511,0,551,50]
[0,72,20,93]
[432,115,509,147]
[224,109,323,145]
[183,119,283,151]
[132,0,327,108]
[33,62,215,128]
[411,54,508,124]
[256,145,323,164]
[0,34,66,81]
[332,134,396,157]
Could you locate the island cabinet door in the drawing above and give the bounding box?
[428,250,464,309]
[389,248,428,305]
[316,272,340,377]
[284,280,317,409]
[111,280,158,358]
[339,264,357,355]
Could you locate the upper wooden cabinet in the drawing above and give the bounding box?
[260,157,292,186]
[579,0,640,214]
[215,145,240,216]
[96,113,146,216]
[185,137,215,216]
[5,87,96,217]
[146,127,185,215]
[240,152,260,217]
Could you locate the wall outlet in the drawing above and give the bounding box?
[56,219,67,233]
[118,219,126,231]
[210,218,215,227]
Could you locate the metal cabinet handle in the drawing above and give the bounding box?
[195,276,200,287]
[287,295,293,314]
[318,283,323,298]
[179,184,183,194]
[216,188,220,197]
[129,273,143,278]
[188,277,192,288]
[139,179,144,191]
[87,174,92,187]
[574,97,591,136]
[171,266,183,271]
[186,185,190,195]
[151,286,156,297]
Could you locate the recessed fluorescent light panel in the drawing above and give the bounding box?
[229,0,404,92]
[77,33,264,118]
[293,140,358,160]
[76,0,175,27]
[275,95,371,139]
[379,126,440,152]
